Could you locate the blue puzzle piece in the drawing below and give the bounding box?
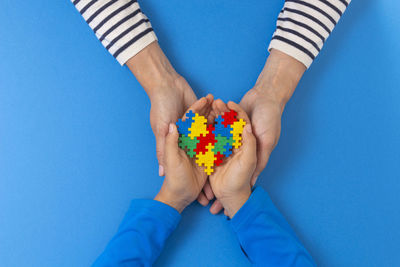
[176,110,195,135]
[176,119,190,135]
[212,115,233,138]
[223,142,233,157]
[186,110,195,120]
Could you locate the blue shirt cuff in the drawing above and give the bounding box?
[125,199,181,231]
[230,186,273,232]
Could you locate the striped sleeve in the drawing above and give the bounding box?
[71,0,157,65]
[268,0,351,68]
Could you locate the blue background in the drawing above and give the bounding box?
[1,0,399,266]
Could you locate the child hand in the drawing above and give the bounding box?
[154,95,214,213]
[208,101,257,218]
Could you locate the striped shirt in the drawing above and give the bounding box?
[72,0,350,68]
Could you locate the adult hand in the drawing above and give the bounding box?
[208,49,306,215]
[208,101,257,218]
[126,42,197,176]
[154,96,213,212]
[239,87,283,186]
[148,78,197,176]
[240,49,306,185]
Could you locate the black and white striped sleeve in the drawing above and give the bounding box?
[71,0,157,65]
[268,0,351,68]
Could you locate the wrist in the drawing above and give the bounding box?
[126,41,181,98]
[254,49,306,106]
[154,187,189,213]
[219,189,251,218]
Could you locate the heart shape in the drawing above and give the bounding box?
[176,109,246,175]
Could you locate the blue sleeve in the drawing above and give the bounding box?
[93,199,181,267]
[231,187,316,267]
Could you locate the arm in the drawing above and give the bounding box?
[241,0,351,181]
[210,0,351,213]
[71,0,157,65]
[93,199,180,266]
[93,98,212,266]
[71,0,198,178]
[269,0,351,68]
[209,102,315,265]
[231,187,315,266]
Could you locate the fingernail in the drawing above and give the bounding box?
[169,123,174,133]
[159,165,164,176]
[246,125,252,133]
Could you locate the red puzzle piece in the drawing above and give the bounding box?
[194,124,216,154]
[214,152,224,166]
[221,110,238,127]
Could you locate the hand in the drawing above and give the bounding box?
[208,49,306,215]
[239,49,305,185]
[148,77,197,176]
[154,96,214,212]
[239,87,283,185]
[126,42,197,176]
[208,101,257,218]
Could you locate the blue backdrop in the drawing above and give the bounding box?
[1,1,399,266]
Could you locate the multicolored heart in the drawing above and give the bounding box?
[176,110,246,175]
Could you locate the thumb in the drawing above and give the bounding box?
[165,123,180,159]
[241,124,257,162]
[155,131,166,176]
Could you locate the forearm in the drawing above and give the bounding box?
[93,199,180,266]
[269,0,351,68]
[254,49,306,107]
[231,187,315,266]
[71,0,157,65]
[126,42,182,98]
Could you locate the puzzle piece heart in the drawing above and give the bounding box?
[176,110,246,175]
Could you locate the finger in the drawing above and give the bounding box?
[210,199,224,214]
[236,124,257,179]
[217,99,229,113]
[183,97,208,119]
[197,192,209,206]
[242,124,257,158]
[213,99,229,115]
[203,181,215,200]
[155,126,168,176]
[204,94,214,120]
[205,93,214,105]
[207,109,216,125]
[165,123,180,159]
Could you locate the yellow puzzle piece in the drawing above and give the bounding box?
[231,119,246,149]
[188,114,208,139]
[195,143,216,175]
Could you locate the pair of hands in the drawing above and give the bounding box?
[154,96,257,218]
[127,42,305,214]
[148,76,284,215]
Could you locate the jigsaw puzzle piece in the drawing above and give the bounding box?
[195,143,216,175]
[213,115,232,138]
[214,152,224,166]
[176,110,196,135]
[194,124,216,154]
[179,135,199,158]
[212,135,230,154]
[232,135,243,149]
[188,113,208,139]
[230,119,246,149]
[223,142,233,157]
[221,109,238,127]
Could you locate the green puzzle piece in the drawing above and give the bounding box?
[212,135,234,154]
[179,135,199,158]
